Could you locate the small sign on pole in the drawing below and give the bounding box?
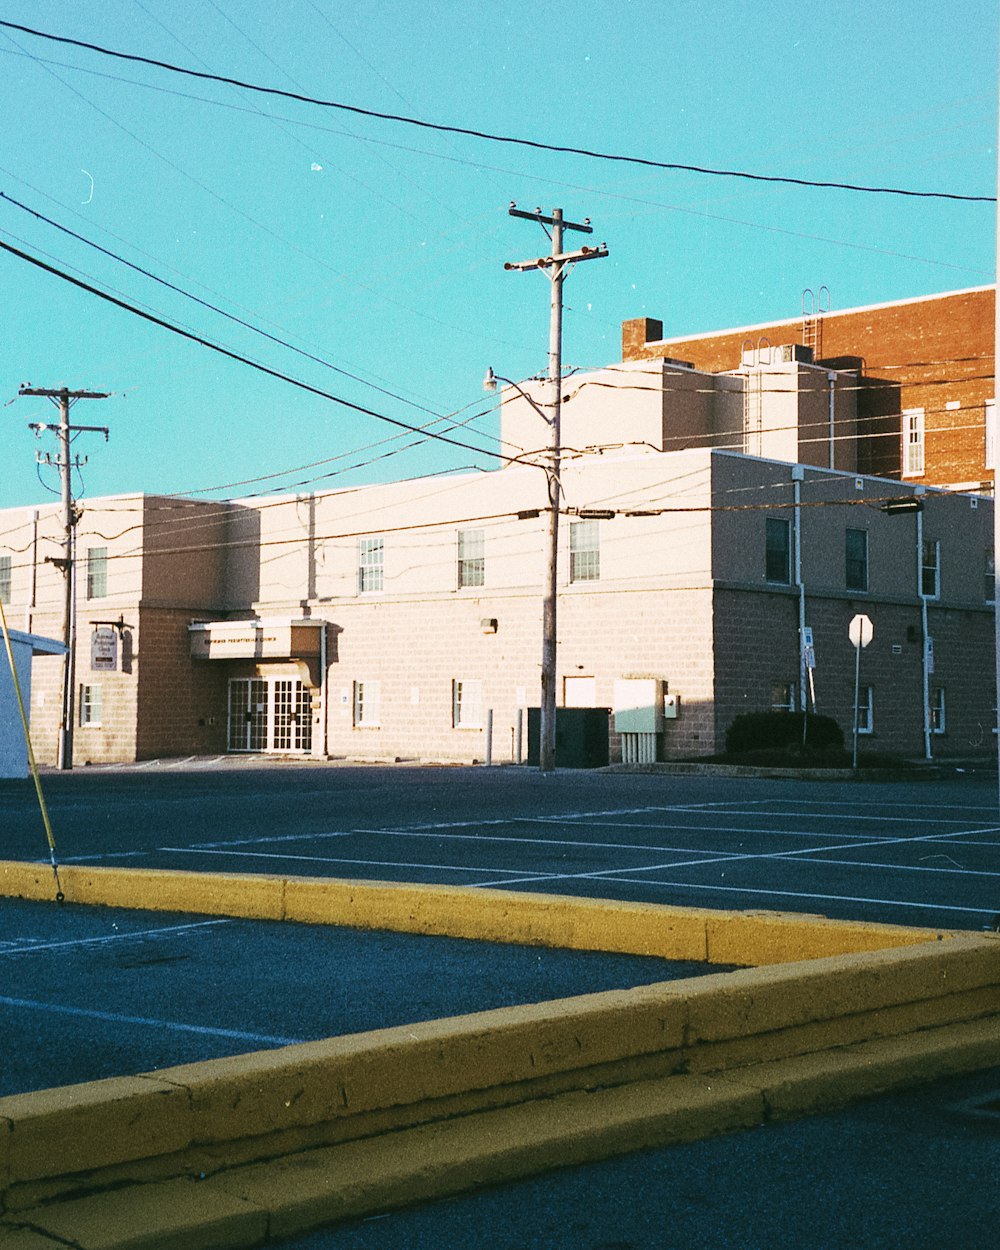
[849,614,874,768]
[848,613,874,650]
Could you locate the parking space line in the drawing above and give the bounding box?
[498,877,993,918]
[0,919,232,957]
[0,995,303,1046]
[159,847,556,879]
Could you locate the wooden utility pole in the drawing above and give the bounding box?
[504,206,607,772]
[18,386,110,770]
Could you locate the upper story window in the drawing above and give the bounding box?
[845,528,868,592]
[921,539,940,599]
[357,537,384,594]
[86,546,108,599]
[457,529,484,589]
[902,408,924,477]
[765,517,791,584]
[0,554,11,605]
[569,519,600,582]
[985,546,995,603]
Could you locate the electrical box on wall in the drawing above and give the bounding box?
[613,678,664,733]
[663,692,680,719]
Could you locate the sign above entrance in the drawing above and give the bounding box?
[188,619,325,661]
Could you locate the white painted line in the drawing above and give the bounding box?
[159,847,553,878]
[0,919,232,958]
[469,875,993,918]
[0,995,304,1046]
[784,855,1000,880]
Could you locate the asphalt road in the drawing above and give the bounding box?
[2,760,998,931]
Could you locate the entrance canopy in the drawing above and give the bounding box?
[188,618,326,661]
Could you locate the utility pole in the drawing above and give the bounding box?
[18,385,110,770]
[504,205,608,772]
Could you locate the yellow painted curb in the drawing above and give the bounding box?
[0,860,954,965]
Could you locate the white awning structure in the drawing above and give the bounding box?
[1,630,66,779]
[188,618,327,661]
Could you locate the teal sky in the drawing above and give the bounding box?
[1,0,996,510]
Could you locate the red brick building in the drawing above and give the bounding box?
[622,286,995,492]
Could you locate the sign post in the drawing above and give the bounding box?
[848,613,874,768]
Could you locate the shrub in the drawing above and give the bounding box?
[725,710,844,757]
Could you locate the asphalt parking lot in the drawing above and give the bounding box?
[1,761,998,1248]
[2,760,998,931]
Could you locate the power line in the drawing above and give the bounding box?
[0,232,521,466]
[1,19,993,205]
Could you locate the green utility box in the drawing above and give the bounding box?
[526,707,611,768]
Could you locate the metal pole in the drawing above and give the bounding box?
[994,48,1000,811]
[852,639,861,770]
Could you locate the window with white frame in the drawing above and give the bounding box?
[352,680,381,727]
[569,519,600,582]
[357,537,384,593]
[986,398,996,471]
[902,408,924,477]
[930,686,946,734]
[921,539,940,599]
[770,682,796,712]
[457,528,484,589]
[0,554,10,605]
[86,546,108,599]
[985,546,995,603]
[855,685,874,735]
[765,518,791,584]
[79,684,102,727]
[452,679,483,728]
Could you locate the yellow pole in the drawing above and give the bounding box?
[0,597,64,901]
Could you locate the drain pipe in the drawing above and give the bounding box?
[827,373,837,470]
[916,500,932,760]
[792,466,806,719]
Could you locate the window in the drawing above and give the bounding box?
[985,546,995,603]
[765,518,791,584]
[79,684,102,727]
[855,685,874,735]
[920,539,940,599]
[986,398,996,471]
[845,529,868,592]
[452,679,483,728]
[86,546,108,599]
[930,686,946,735]
[0,554,10,605]
[352,681,380,727]
[569,519,600,582]
[770,682,796,713]
[358,537,383,593]
[902,408,924,477]
[457,529,484,589]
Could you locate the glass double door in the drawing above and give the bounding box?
[227,677,313,753]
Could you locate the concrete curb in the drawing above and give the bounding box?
[0,859,953,964]
[0,861,997,1247]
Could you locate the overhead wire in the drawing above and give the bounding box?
[0,232,524,466]
[0,19,992,204]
